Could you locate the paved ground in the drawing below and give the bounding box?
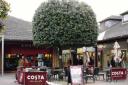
[0,73,128,85]
[0,73,18,85]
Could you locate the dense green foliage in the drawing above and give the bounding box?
[0,0,10,18]
[0,0,10,32]
[32,0,98,48]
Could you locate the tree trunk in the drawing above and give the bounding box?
[95,46,98,67]
[71,48,77,65]
[58,47,63,68]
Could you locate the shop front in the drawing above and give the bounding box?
[62,49,71,67]
[62,47,97,68]
[82,47,97,67]
[4,42,53,72]
[98,40,128,69]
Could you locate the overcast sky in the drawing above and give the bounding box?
[6,0,128,22]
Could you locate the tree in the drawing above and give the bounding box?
[33,0,98,48]
[0,0,10,18]
[32,0,98,64]
[0,0,10,32]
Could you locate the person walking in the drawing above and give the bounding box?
[67,58,72,85]
[111,56,116,67]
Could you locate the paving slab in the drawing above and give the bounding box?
[0,73,128,85]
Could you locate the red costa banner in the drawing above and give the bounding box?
[111,68,127,80]
[24,72,47,85]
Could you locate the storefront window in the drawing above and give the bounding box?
[4,54,19,71]
[62,54,70,67]
[43,53,52,67]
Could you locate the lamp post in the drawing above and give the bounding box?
[82,47,86,68]
[0,20,4,76]
[0,34,4,76]
[126,39,128,50]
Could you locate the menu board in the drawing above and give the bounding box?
[70,65,83,85]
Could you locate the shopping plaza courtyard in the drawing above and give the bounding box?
[0,73,128,85]
[1,0,128,85]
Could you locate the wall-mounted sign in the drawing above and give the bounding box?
[70,65,83,85]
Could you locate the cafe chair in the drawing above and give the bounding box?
[84,67,102,83]
[83,67,95,83]
[98,71,105,80]
[93,67,100,80]
[63,67,68,81]
[106,70,111,81]
[93,67,105,80]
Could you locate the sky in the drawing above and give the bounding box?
[5,0,128,22]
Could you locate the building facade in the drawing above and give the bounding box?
[98,11,128,68]
[0,16,59,72]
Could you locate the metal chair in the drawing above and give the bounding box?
[84,67,95,83]
[106,70,111,81]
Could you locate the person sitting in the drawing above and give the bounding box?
[18,55,29,67]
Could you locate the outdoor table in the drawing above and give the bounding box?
[98,71,105,80]
[52,68,63,80]
[103,68,111,81]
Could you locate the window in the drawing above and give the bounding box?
[105,21,112,27]
[123,14,128,22]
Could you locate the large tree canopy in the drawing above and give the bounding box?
[0,0,10,32]
[32,0,98,48]
[0,0,10,18]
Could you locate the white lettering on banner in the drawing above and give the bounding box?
[27,75,44,80]
[112,71,124,76]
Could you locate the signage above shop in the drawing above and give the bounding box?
[83,47,95,52]
[86,47,95,52]
[62,50,70,54]
[77,48,83,54]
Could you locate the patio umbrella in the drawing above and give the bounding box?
[82,47,90,66]
[113,41,120,61]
